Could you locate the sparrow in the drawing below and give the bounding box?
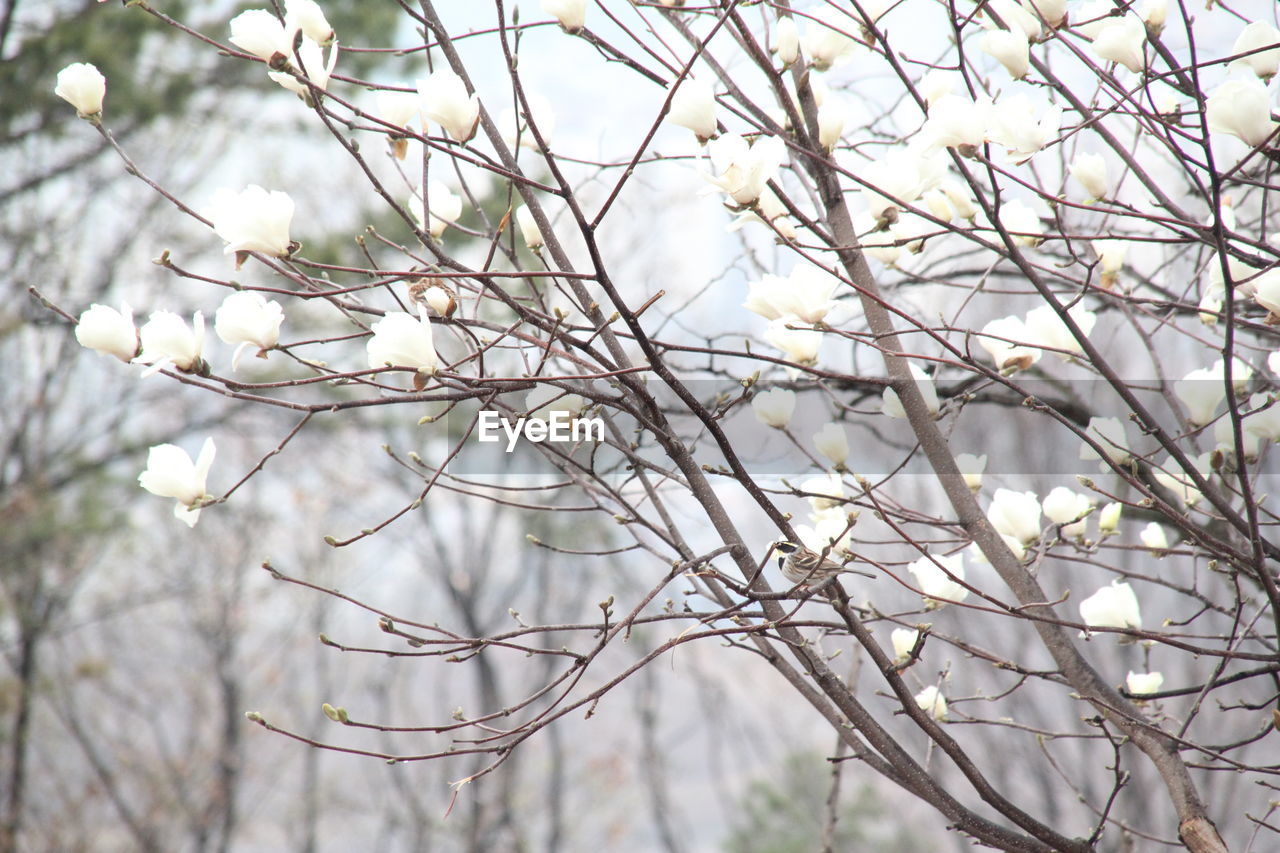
[774,540,874,586]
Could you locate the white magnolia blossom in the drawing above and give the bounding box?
[743,262,839,324]
[1126,671,1164,696]
[881,363,939,419]
[1153,454,1211,507]
[914,685,948,721]
[1098,501,1122,536]
[1140,521,1169,552]
[918,70,954,108]
[921,95,989,155]
[206,185,295,259]
[1214,412,1262,461]
[987,97,1061,163]
[1231,21,1280,80]
[1079,580,1142,632]
[214,291,285,370]
[1022,0,1067,28]
[268,35,338,101]
[1253,270,1280,317]
[138,438,217,528]
[1206,79,1277,148]
[998,199,1044,247]
[542,0,586,33]
[803,7,858,71]
[1073,0,1117,40]
[516,205,544,250]
[666,77,718,141]
[229,10,293,63]
[860,148,946,223]
[775,16,800,67]
[367,309,438,375]
[1141,0,1167,32]
[376,90,421,132]
[978,315,1041,373]
[1091,15,1146,73]
[500,93,556,152]
[800,507,858,554]
[1079,415,1133,467]
[75,303,138,362]
[813,423,850,467]
[409,181,464,239]
[134,310,206,375]
[1024,303,1096,358]
[752,387,796,429]
[891,628,920,662]
[982,29,1030,79]
[908,552,968,609]
[1244,393,1280,442]
[728,187,797,240]
[1175,364,1227,426]
[54,62,106,117]
[287,0,335,44]
[955,453,987,492]
[764,319,823,366]
[987,488,1042,544]
[1042,487,1091,540]
[706,133,785,207]
[1069,152,1109,201]
[1093,239,1128,287]
[418,68,480,143]
[818,96,848,151]
[800,472,844,512]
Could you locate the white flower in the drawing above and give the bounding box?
[500,92,556,152]
[409,181,464,239]
[919,71,954,108]
[775,16,800,67]
[1080,416,1132,467]
[1153,454,1210,507]
[1231,21,1280,80]
[1042,487,1091,540]
[987,488,1042,544]
[752,387,796,429]
[1206,79,1277,148]
[214,291,285,370]
[54,62,106,118]
[982,29,1029,79]
[516,205,544,250]
[1254,271,1280,317]
[800,472,844,512]
[542,0,586,33]
[1215,412,1262,461]
[206,185,294,260]
[377,91,421,132]
[955,453,986,492]
[744,263,839,324]
[75,303,138,362]
[891,628,919,662]
[367,310,438,375]
[881,363,939,419]
[1079,580,1141,632]
[706,134,785,207]
[1024,303,1096,358]
[666,77,717,141]
[978,315,1041,373]
[728,187,797,239]
[942,180,978,220]
[1140,521,1168,552]
[134,310,206,375]
[1244,393,1280,442]
[286,0,335,45]
[1176,364,1227,426]
[417,68,480,143]
[1093,239,1128,288]
[1092,16,1146,73]
[813,423,849,467]
[860,148,946,224]
[818,96,848,151]
[921,95,989,155]
[983,0,1040,40]
[138,438,216,528]
[229,10,293,64]
[1126,671,1164,696]
[1069,152,1109,201]
[803,7,858,71]
[267,36,338,100]
[799,507,857,553]
[764,319,823,366]
[914,685,947,721]
[1141,0,1167,33]
[987,97,1060,163]
[908,552,968,609]
[1022,0,1067,28]
[997,199,1043,247]
[1098,501,1122,536]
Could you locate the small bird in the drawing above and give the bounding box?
[774,540,874,586]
